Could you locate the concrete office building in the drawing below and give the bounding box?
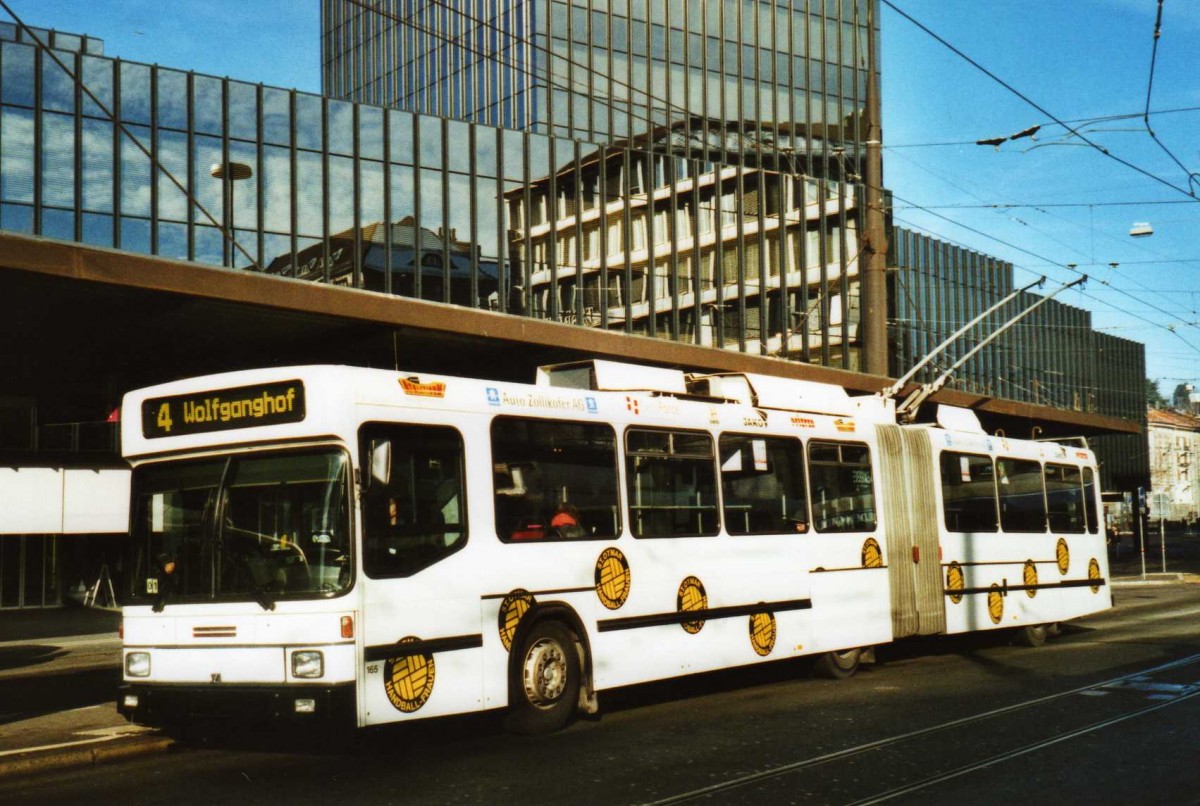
[1147,409,1200,525]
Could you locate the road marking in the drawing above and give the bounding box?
[0,725,154,759]
[0,634,120,650]
[1099,678,1200,699]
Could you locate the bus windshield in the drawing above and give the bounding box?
[126,448,352,608]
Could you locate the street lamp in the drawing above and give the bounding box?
[210,160,253,267]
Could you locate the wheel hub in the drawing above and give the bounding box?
[523,637,567,706]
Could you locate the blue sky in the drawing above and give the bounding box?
[883,1,1200,396]
[14,1,1200,392]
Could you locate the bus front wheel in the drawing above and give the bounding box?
[506,620,582,734]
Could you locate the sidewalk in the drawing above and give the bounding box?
[1106,527,1200,580]
[0,604,165,779]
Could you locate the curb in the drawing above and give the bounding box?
[1111,573,1194,587]
[0,734,174,780]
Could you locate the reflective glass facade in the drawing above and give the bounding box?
[319,0,876,365]
[0,23,868,367]
[322,0,871,181]
[0,16,1148,428]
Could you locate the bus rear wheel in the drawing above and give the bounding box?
[814,647,861,680]
[506,620,581,735]
[1015,624,1049,647]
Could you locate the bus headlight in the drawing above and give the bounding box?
[291,650,324,679]
[125,652,151,678]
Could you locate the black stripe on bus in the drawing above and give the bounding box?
[364,634,483,662]
[480,585,594,601]
[946,578,1107,597]
[597,598,812,633]
[810,565,889,573]
[123,642,355,651]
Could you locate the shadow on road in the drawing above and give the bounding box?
[0,666,121,726]
[0,644,68,672]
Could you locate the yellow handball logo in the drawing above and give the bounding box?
[498,589,535,652]
[861,537,883,568]
[1056,538,1070,575]
[676,576,707,634]
[987,584,1004,625]
[946,562,964,604]
[1088,557,1102,593]
[749,611,776,657]
[383,637,436,713]
[595,547,631,610]
[1023,560,1038,598]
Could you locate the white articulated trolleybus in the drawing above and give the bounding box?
[116,360,1112,733]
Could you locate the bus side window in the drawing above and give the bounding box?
[1045,463,1086,534]
[939,451,999,533]
[491,416,620,542]
[1082,467,1099,534]
[626,428,720,538]
[996,458,1047,533]
[719,433,808,535]
[807,441,877,533]
[359,423,467,578]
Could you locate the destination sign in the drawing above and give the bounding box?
[142,380,306,438]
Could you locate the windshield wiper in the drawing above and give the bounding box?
[248,577,276,612]
[151,586,173,613]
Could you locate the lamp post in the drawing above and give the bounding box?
[862,0,888,376]
[210,160,253,267]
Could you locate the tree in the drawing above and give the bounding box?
[1146,378,1168,409]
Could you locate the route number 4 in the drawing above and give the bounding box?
[156,402,173,433]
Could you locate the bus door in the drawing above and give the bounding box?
[356,422,481,725]
[875,425,946,638]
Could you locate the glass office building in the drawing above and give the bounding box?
[0,13,1145,411]
[0,15,1150,603]
[320,0,876,364]
[322,0,872,181]
[890,229,1148,490]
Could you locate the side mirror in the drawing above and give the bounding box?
[368,438,392,488]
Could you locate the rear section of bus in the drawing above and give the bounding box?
[116,368,361,728]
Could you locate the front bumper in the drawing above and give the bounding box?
[117,682,355,728]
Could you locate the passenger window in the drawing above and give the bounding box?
[807,441,876,533]
[626,428,719,537]
[939,452,998,532]
[996,458,1046,533]
[359,423,466,578]
[1045,463,1086,534]
[719,434,808,535]
[1083,467,1099,534]
[491,417,619,542]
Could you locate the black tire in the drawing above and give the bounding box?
[1015,623,1049,647]
[505,620,582,735]
[813,647,861,680]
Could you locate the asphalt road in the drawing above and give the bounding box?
[2,580,1199,805]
